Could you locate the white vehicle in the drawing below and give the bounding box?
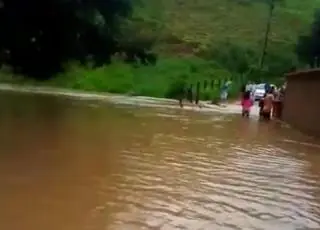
[252,83,277,101]
[252,84,266,101]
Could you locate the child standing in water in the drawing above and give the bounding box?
[241,91,253,117]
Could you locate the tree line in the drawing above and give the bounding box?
[0,0,156,79]
[296,9,320,67]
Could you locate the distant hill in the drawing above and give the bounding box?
[132,0,316,62]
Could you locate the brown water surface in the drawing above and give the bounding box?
[0,92,320,230]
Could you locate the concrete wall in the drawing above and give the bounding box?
[283,69,320,137]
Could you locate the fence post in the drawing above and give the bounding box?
[210,80,214,89]
[187,84,193,103]
[204,80,207,90]
[314,57,319,68]
[195,81,200,104]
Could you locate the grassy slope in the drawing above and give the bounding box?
[43,0,320,100]
[135,0,316,55]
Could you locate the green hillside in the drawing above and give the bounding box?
[133,0,316,59]
[3,0,318,101]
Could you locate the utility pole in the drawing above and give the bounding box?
[259,0,275,70]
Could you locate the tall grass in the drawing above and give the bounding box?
[0,54,284,101]
[135,0,314,54]
[127,0,304,82]
[46,57,249,101]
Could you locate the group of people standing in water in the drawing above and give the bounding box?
[176,79,286,119]
[240,82,286,120]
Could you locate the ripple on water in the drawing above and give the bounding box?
[2,92,320,230]
[100,118,320,230]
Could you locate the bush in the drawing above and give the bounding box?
[200,41,259,75]
[200,41,297,84]
[46,57,247,100]
[1,55,262,101]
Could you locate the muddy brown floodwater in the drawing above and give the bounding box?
[0,92,320,230]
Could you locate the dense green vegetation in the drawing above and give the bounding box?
[0,0,319,100]
[0,0,156,78]
[297,9,320,66]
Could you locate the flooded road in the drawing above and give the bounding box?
[0,92,320,230]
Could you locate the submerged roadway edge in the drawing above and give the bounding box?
[0,83,259,116]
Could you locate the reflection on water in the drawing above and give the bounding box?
[0,92,320,230]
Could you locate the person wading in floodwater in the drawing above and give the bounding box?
[241,91,254,117]
[177,86,185,108]
[169,75,187,108]
[260,88,275,120]
[220,80,232,106]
